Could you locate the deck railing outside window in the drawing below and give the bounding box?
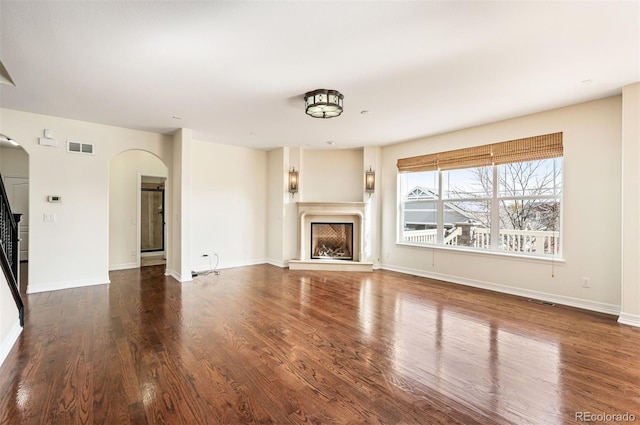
[403,227,560,256]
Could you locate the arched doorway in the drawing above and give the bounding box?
[109,150,169,270]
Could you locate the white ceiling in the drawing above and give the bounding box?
[1,1,638,150]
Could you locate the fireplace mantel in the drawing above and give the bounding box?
[289,202,373,272]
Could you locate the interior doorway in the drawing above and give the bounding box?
[109,150,168,272]
[140,176,166,267]
[141,180,164,252]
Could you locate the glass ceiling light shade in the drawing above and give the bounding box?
[305,89,344,118]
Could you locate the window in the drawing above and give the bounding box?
[398,133,563,258]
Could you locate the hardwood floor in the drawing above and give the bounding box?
[140,255,166,268]
[1,264,639,424]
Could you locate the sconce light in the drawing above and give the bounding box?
[365,166,375,196]
[289,167,299,197]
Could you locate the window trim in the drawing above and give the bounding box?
[397,134,564,260]
[397,165,563,259]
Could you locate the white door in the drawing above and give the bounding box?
[3,177,29,262]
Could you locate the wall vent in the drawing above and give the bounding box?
[67,140,94,155]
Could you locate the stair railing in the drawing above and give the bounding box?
[0,173,24,326]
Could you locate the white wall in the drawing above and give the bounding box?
[109,150,168,270]
[168,130,183,280]
[0,147,29,177]
[190,139,267,272]
[0,271,21,368]
[302,149,363,202]
[285,148,302,261]
[363,146,382,265]
[380,96,623,313]
[266,148,285,265]
[0,109,173,293]
[180,130,193,280]
[621,83,640,325]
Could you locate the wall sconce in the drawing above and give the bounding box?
[365,166,375,196]
[289,167,299,197]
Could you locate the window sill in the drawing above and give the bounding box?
[396,241,565,265]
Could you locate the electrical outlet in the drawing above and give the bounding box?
[130,249,136,257]
[581,277,591,288]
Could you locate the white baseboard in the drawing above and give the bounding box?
[0,321,22,368]
[27,276,110,294]
[165,269,182,282]
[109,262,138,271]
[265,259,289,268]
[192,258,268,274]
[618,313,640,327]
[381,264,620,316]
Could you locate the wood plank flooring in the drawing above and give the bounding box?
[1,264,639,424]
[140,255,166,268]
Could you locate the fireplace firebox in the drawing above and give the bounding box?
[310,223,353,260]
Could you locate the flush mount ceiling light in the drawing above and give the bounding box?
[305,89,344,118]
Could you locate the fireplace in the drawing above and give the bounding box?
[289,202,372,271]
[311,223,353,260]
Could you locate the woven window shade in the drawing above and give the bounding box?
[490,132,563,165]
[397,132,563,172]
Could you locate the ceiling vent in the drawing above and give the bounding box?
[67,140,94,155]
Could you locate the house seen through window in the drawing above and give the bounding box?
[398,133,563,258]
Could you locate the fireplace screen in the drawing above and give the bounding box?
[311,223,353,260]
